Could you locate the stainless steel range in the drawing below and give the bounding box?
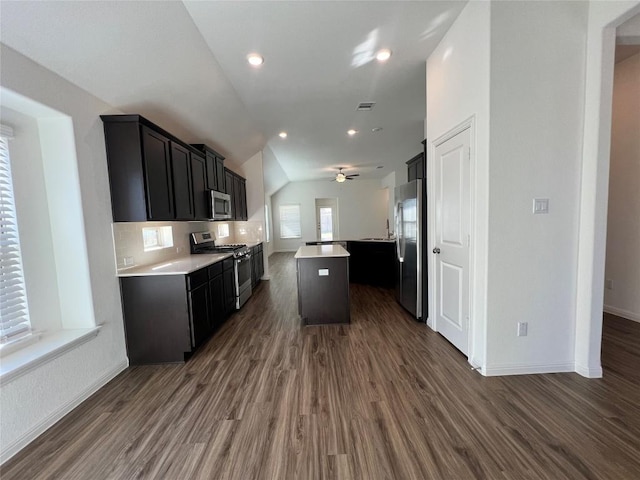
[190,232,252,309]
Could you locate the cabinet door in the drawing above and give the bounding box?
[250,247,258,288]
[215,157,226,193]
[205,152,217,191]
[209,274,225,327]
[239,179,248,220]
[191,152,209,220]
[233,175,242,221]
[171,142,194,220]
[257,250,264,279]
[223,266,235,314]
[225,170,236,219]
[141,126,174,220]
[188,283,210,348]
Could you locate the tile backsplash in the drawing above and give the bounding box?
[112,220,265,272]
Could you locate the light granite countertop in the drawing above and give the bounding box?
[294,244,350,259]
[117,253,233,277]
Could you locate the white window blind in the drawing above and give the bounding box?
[279,204,302,239]
[0,128,31,344]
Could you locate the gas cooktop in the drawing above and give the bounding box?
[190,233,250,258]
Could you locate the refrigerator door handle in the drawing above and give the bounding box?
[396,203,404,262]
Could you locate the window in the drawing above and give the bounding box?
[279,204,302,239]
[216,223,230,239]
[0,126,31,346]
[142,226,173,252]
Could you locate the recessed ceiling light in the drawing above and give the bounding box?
[376,49,392,62]
[372,127,383,132]
[347,129,358,136]
[279,131,287,139]
[247,53,264,66]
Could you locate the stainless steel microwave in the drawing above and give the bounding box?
[210,190,232,220]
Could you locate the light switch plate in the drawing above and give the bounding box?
[533,198,549,214]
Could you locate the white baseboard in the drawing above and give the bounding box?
[604,305,640,323]
[575,363,603,378]
[482,362,575,377]
[0,360,128,464]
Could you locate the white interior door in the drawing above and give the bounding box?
[434,128,471,355]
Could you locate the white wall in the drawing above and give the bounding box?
[271,179,388,251]
[380,171,396,236]
[604,52,640,322]
[485,0,589,375]
[0,44,128,460]
[426,0,491,370]
[237,151,269,277]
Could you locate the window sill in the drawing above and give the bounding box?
[0,327,101,385]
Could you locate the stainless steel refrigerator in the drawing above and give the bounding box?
[395,179,426,320]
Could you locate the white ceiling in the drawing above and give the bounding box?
[0,1,466,193]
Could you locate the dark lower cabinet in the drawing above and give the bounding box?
[188,282,210,348]
[222,257,235,315]
[347,240,396,288]
[250,243,264,288]
[297,256,350,325]
[119,258,236,365]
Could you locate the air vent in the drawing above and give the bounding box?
[356,102,376,111]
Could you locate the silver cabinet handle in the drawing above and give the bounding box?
[433,247,441,254]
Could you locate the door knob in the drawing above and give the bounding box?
[433,247,441,254]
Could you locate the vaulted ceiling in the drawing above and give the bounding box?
[1,1,467,194]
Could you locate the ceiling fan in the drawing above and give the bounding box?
[333,167,359,183]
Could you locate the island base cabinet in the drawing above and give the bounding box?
[297,257,350,325]
[120,276,191,365]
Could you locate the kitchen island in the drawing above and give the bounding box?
[295,245,350,325]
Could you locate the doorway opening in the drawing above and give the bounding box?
[315,198,339,241]
[602,31,640,366]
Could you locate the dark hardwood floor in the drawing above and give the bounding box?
[2,253,640,479]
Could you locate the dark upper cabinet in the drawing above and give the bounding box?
[239,178,248,220]
[191,144,227,194]
[233,175,242,221]
[407,140,428,183]
[205,152,217,191]
[224,168,248,221]
[141,126,174,221]
[102,115,216,222]
[225,169,236,219]
[215,157,226,193]
[407,152,425,182]
[190,152,209,221]
[171,142,194,220]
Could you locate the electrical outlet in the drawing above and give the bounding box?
[605,279,613,290]
[517,322,528,337]
[123,256,134,267]
[533,198,549,214]
[176,246,183,254]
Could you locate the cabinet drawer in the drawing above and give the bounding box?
[186,268,208,290]
[208,261,223,278]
